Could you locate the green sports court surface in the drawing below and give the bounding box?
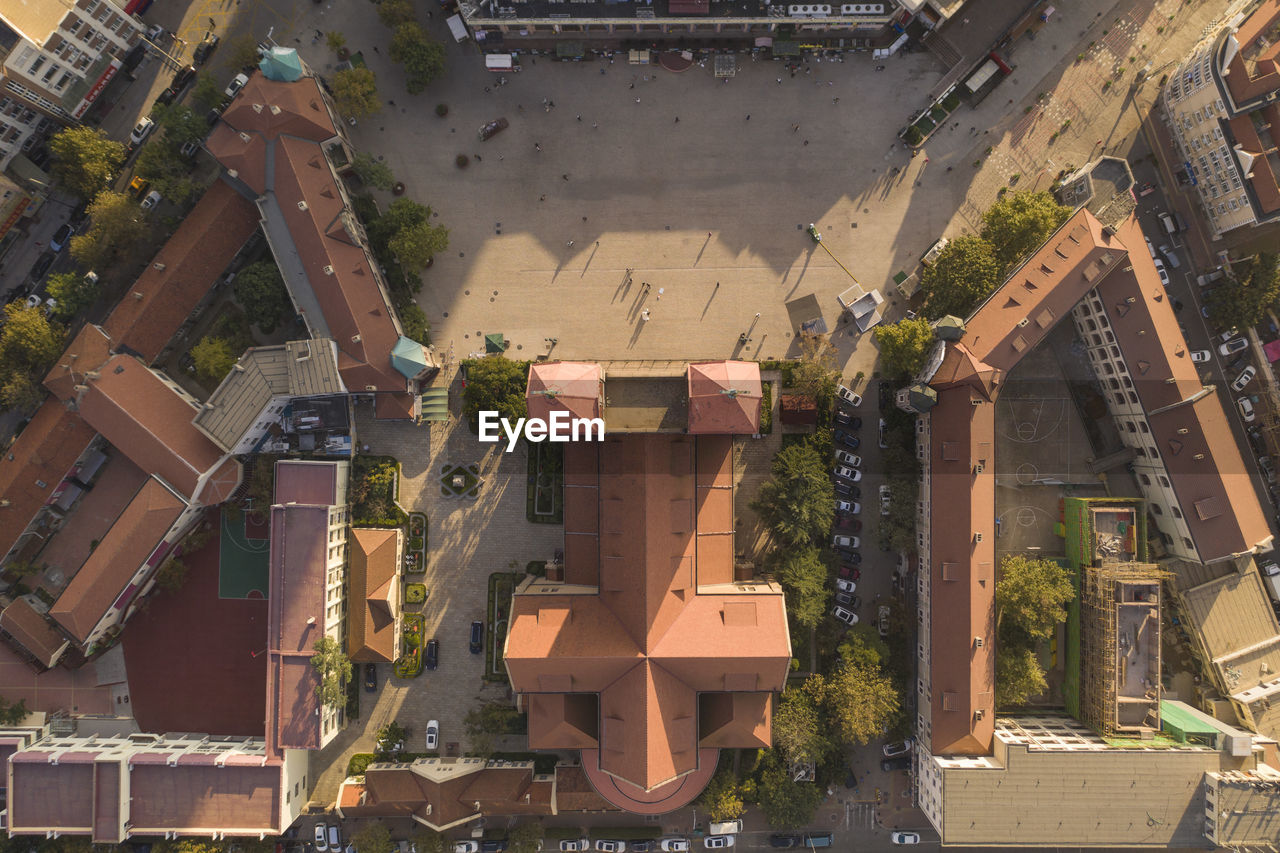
[218,507,270,599]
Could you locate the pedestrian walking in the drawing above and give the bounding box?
[715,282,720,290]
[592,122,598,129]
[583,216,589,222]
[803,139,809,146]
[562,174,570,181]
[674,116,679,123]
[776,77,782,84]
[924,157,929,164]
[745,114,751,120]
[707,231,712,238]
[567,241,575,247]
[629,82,636,89]
[498,154,504,160]
[534,142,542,152]
[792,124,800,133]
[833,97,839,105]
[641,309,651,322]
[635,97,641,103]
[373,45,380,54]
[475,154,482,161]
[540,194,547,202]
[388,100,396,106]
[484,86,491,94]
[577,114,582,121]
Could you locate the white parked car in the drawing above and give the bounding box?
[1232,365,1257,392]
[1190,350,1211,363]
[889,832,920,845]
[1159,244,1181,268]
[836,384,862,407]
[425,719,439,750]
[702,838,734,849]
[879,484,892,516]
[315,825,328,852]
[558,842,588,853]
[140,190,162,210]
[833,465,861,482]
[833,535,860,550]
[225,72,249,98]
[129,116,155,145]
[595,842,627,853]
[835,499,854,513]
[455,843,480,853]
[834,450,861,467]
[1152,257,1170,287]
[836,578,856,593]
[832,605,859,625]
[327,826,341,850]
[883,738,913,758]
[878,604,891,638]
[658,840,689,853]
[1239,397,1257,423]
[840,501,862,515]
[1220,337,1248,357]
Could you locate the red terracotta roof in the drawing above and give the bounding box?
[348,528,401,663]
[127,762,281,834]
[102,181,259,363]
[273,459,340,505]
[687,361,762,434]
[73,354,226,502]
[505,433,789,804]
[1222,0,1280,108]
[526,361,603,424]
[49,477,185,643]
[1227,114,1280,215]
[217,74,338,145]
[0,400,96,559]
[8,756,93,832]
[0,597,67,668]
[44,324,111,402]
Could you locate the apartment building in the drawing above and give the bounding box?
[0,0,142,168]
[1161,0,1280,237]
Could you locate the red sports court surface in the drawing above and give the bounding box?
[0,645,113,715]
[122,508,267,735]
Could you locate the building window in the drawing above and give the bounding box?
[1140,474,1151,485]
[1183,537,1194,549]
[1159,475,1170,487]
[1172,506,1182,519]
[1151,504,1163,515]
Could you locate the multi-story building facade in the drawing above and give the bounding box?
[1161,0,1280,238]
[0,0,142,168]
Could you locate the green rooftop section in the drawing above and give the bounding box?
[1101,730,1190,749]
[1160,700,1234,747]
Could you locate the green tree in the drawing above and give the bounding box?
[756,751,825,829]
[379,0,418,27]
[811,659,900,746]
[920,234,1002,320]
[154,556,187,593]
[1,302,63,371]
[873,317,935,379]
[191,73,223,110]
[310,635,352,706]
[836,624,889,671]
[400,303,430,346]
[227,34,260,69]
[390,23,446,94]
[390,220,449,275]
[191,335,237,385]
[151,102,208,147]
[0,695,28,725]
[44,271,99,320]
[48,126,125,199]
[463,700,523,756]
[790,331,839,402]
[699,770,745,822]
[411,831,447,853]
[771,684,832,766]
[332,66,381,119]
[367,197,430,253]
[0,372,42,412]
[70,190,148,269]
[352,151,396,191]
[376,720,409,751]
[233,260,291,333]
[996,641,1048,707]
[995,553,1075,640]
[770,546,828,629]
[154,842,224,853]
[750,443,835,548]
[1207,253,1280,332]
[462,356,528,430]
[326,30,347,53]
[135,139,201,205]
[980,190,1073,272]
[353,821,393,853]
[507,823,545,853]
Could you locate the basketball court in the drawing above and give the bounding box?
[218,507,270,600]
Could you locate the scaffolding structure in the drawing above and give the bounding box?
[1079,561,1171,738]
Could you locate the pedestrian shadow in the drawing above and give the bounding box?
[613,273,633,303]
[627,315,647,349]
[581,242,599,278]
[693,233,712,266]
[628,289,649,322]
[700,285,719,320]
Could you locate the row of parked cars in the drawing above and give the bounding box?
[453,838,711,853]
[830,384,866,626]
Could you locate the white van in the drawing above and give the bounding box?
[708,821,742,836]
[485,53,515,72]
[1158,212,1178,236]
[446,14,469,43]
[1261,561,1280,604]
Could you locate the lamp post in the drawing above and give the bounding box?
[739,312,761,343]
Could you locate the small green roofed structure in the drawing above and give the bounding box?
[258,47,305,82]
[485,333,507,354]
[933,314,967,341]
[420,387,449,422]
[391,336,428,380]
[899,382,937,413]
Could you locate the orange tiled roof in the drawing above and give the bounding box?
[348,528,401,663]
[526,361,603,424]
[0,597,67,668]
[686,361,762,434]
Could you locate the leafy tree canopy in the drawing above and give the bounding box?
[390,220,449,276]
[310,635,352,706]
[462,356,528,430]
[70,190,148,270]
[352,821,394,853]
[44,271,99,320]
[791,332,839,402]
[873,317,935,379]
[0,372,41,413]
[771,684,833,766]
[353,151,396,191]
[995,554,1075,640]
[378,0,418,27]
[507,824,544,853]
[920,234,1002,320]
[49,126,124,199]
[699,770,745,822]
[191,336,236,385]
[750,443,835,548]
[400,303,430,346]
[810,659,900,746]
[995,638,1048,707]
[390,23,446,94]
[980,190,1073,272]
[233,260,292,333]
[191,73,223,110]
[1,302,64,372]
[756,750,825,829]
[332,66,381,119]
[151,102,208,147]
[135,139,201,205]
[1207,252,1280,333]
[770,546,829,629]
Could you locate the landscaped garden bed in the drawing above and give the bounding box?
[353,455,406,527]
[407,512,427,574]
[394,613,425,678]
[484,572,521,681]
[440,463,482,498]
[405,583,427,604]
[525,442,563,524]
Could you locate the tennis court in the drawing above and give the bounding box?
[218,507,270,599]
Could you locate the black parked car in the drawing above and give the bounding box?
[768,837,802,849]
[881,756,912,772]
[28,251,54,283]
[470,620,484,654]
[171,64,197,92]
[193,33,220,65]
[833,429,860,450]
[154,86,179,107]
[363,662,377,692]
[480,841,507,853]
[834,481,856,498]
[833,411,862,430]
[425,638,439,670]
